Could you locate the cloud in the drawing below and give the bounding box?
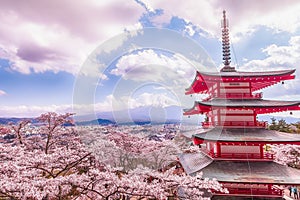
[0,97,122,117]
[111,49,196,82]
[242,36,300,72]
[184,23,196,37]
[2,0,300,76]
[0,90,6,96]
[135,0,155,13]
[0,104,73,117]
[142,0,300,40]
[0,0,144,74]
[128,92,180,109]
[94,92,179,112]
[239,36,300,100]
[262,111,300,120]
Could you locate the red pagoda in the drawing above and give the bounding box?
[180,11,300,199]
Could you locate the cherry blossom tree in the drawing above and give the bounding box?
[0,112,227,199]
[2,119,31,145]
[0,126,11,136]
[36,112,75,154]
[0,113,94,199]
[271,144,300,168]
[81,129,181,171]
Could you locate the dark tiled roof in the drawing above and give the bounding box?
[200,69,295,78]
[194,128,300,143]
[178,152,213,175]
[197,99,300,108]
[201,160,300,184]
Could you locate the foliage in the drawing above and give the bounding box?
[291,121,300,133]
[268,117,291,133]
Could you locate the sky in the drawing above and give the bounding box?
[1,0,300,123]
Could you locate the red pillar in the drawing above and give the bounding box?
[216,142,221,157]
[268,184,272,195]
[254,113,257,126]
[217,82,220,97]
[217,109,221,126]
[260,144,264,159]
[249,81,252,97]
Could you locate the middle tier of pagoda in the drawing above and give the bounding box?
[184,98,300,128]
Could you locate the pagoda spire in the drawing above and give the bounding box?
[221,10,236,72]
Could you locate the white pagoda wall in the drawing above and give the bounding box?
[221,145,260,154]
[220,115,254,121]
[220,88,250,94]
[220,82,250,87]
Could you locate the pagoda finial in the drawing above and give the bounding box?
[221,10,236,72]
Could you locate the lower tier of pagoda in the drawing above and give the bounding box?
[184,128,300,160]
[192,128,300,144]
[179,152,300,198]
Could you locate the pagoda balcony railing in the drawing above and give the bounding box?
[219,184,283,197]
[201,121,213,128]
[253,92,263,99]
[203,150,274,160]
[203,92,263,101]
[217,152,274,160]
[256,121,268,127]
[202,121,268,128]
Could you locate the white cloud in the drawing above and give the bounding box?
[112,49,196,82]
[239,36,300,100]
[124,22,143,37]
[261,111,300,120]
[0,104,73,117]
[95,92,179,112]
[128,92,180,109]
[135,0,155,13]
[0,97,123,117]
[184,24,196,37]
[2,0,300,76]
[0,90,6,96]
[77,92,181,117]
[142,0,300,41]
[94,95,121,112]
[150,13,172,27]
[0,0,144,75]
[242,36,300,72]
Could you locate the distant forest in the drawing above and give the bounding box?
[268,117,300,133]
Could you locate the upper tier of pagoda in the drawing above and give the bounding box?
[185,11,296,97]
[185,69,296,96]
[183,10,300,128]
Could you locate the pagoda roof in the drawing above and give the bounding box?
[201,160,300,185]
[178,152,213,175]
[193,128,300,144]
[200,69,295,78]
[184,99,300,115]
[186,69,296,94]
[179,152,300,184]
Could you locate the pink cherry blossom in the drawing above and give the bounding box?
[0,112,226,199]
